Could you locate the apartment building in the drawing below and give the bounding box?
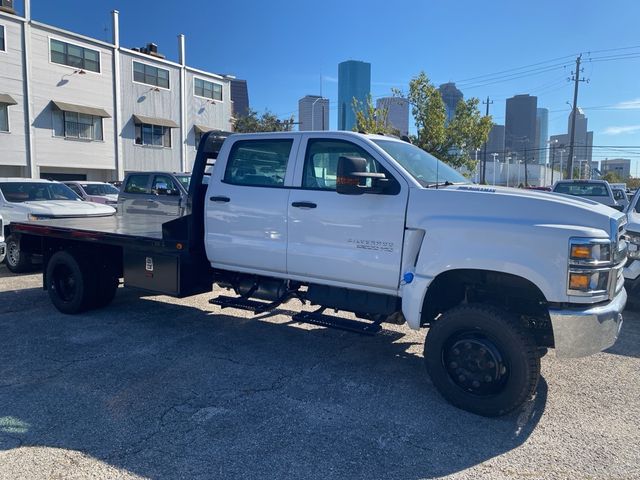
[0,2,236,181]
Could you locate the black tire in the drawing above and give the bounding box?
[5,234,32,273]
[93,264,119,308]
[424,304,540,417]
[46,251,97,314]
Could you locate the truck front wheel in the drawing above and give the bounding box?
[5,234,32,273]
[424,304,540,417]
[46,251,96,314]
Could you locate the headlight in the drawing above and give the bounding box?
[569,238,612,265]
[625,233,640,259]
[568,269,610,293]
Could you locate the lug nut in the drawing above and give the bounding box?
[472,380,480,388]
[458,375,466,382]
[449,362,458,369]
[452,348,460,356]
[484,375,493,382]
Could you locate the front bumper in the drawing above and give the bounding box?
[0,241,5,264]
[549,288,626,358]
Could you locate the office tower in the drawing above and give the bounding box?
[298,95,329,131]
[376,97,409,136]
[438,82,463,124]
[337,60,371,131]
[505,94,538,164]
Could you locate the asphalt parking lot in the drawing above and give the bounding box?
[0,265,639,480]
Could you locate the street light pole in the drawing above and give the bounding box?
[491,153,499,185]
[506,156,512,187]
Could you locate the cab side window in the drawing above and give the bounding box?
[124,174,150,194]
[152,175,180,196]
[302,139,395,192]
[223,139,292,187]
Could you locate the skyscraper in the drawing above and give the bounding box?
[376,97,409,136]
[536,108,549,165]
[438,82,463,124]
[505,94,538,164]
[338,60,371,131]
[482,124,505,162]
[568,108,593,168]
[298,95,329,131]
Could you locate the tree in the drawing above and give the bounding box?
[352,95,400,136]
[394,72,492,172]
[233,109,295,133]
[602,171,623,184]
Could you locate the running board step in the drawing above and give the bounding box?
[209,295,274,313]
[292,311,382,335]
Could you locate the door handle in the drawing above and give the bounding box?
[291,201,317,209]
[210,196,230,203]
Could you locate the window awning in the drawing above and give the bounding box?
[52,100,111,118]
[133,114,178,128]
[194,124,217,134]
[0,94,18,105]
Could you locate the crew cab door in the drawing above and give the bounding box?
[204,136,299,274]
[287,136,409,293]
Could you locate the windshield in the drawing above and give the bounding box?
[372,140,468,186]
[176,175,191,190]
[553,183,609,197]
[0,182,81,202]
[82,183,119,195]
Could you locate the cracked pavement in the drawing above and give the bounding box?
[0,265,639,479]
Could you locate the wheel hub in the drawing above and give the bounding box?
[7,241,19,266]
[443,334,508,395]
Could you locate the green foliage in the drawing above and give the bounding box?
[602,171,623,184]
[627,177,640,190]
[395,72,492,172]
[352,95,401,136]
[233,109,295,133]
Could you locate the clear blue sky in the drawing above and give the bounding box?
[18,0,640,171]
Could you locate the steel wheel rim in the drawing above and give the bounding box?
[7,240,19,266]
[442,331,509,396]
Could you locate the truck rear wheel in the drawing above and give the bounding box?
[424,304,540,417]
[46,251,96,314]
[5,234,32,273]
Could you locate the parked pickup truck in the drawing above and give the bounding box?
[623,190,640,295]
[11,131,628,417]
[0,215,5,264]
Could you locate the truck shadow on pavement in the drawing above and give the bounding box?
[0,286,548,479]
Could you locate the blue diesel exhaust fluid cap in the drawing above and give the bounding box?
[402,272,414,284]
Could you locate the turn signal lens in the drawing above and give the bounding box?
[569,273,590,290]
[570,245,592,259]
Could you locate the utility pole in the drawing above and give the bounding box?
[481,96,494,184]
[567,54,588,179]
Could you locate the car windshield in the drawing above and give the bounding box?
[0,182,81,202]
[176,175,191,190]
[553,183,609,197]
[372,139,468,186]
[82,183,120,195]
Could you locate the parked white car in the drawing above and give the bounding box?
[63,181,120,206]
[0,178,115,272]
[0,214,5,264]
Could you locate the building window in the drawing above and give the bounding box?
[135,123,172,147]
[194,78,222,101]
[52,110,103,140]
[133,61,169,89]
[0,104,8,132]
[50,38,100,73]
[0,25,5,52]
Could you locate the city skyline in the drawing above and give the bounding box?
[8,0,640,174]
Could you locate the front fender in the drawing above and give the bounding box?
[400,217,608,329]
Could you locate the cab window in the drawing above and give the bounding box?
[223,139,292,187]
[124,174,150,194]
[152,175,180,196]
[302,139,395,192]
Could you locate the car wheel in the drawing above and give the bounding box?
[5,234,32,273]
[424,303,540,417]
